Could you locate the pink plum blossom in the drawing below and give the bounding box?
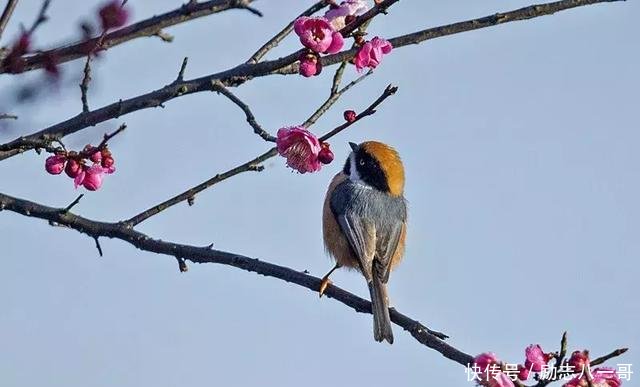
[276,126,322,173]
[568,350,590,373]
[74,163,115,191]
[294,17,344,54]
[354,36,392,72]
[564,367,621,387]
[517,364,530,381]
[524,344,551,373]
[324,0,370,30]
[298,52,322,77]
[45,155,66,175]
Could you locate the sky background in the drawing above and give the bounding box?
[1,1,638,386]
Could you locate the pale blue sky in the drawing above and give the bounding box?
[1,1,638,386]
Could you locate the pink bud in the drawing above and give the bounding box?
[99,1,129,31]
[101,155,114,169]
[524,344,550,373]
[343,109,357,122]
[90,149,102,163]
[45,155,66,175]
[298,52,322,77]
[517,364,530,381]
[318,143,334,164]
[567,350,589,372]
[65,159,82,178]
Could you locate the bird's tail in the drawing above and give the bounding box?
[368,276,394,344]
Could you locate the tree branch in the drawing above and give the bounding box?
[126,85,396,226]
[0,0,19,42]
[0,0,261,74]
[0,191,461,359]
[247,0,327,63]
[212,81,276,142]
[0,0,624,161]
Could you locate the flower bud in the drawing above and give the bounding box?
[65,158,82,178]
[318,143,334,164]
[101,155,115,169]
[45,155,66,175]
[343,109,357,122]
[567,350,589,372]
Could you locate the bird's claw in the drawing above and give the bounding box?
[319,277,332,298]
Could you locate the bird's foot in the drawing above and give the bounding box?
[319,276,332,298]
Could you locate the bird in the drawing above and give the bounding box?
[321,140,407,344]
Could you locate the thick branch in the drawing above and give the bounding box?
[0,0,260,74]
[0,191,464,361]
[0,0,624,161]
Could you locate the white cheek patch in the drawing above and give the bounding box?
[349,152,363,183]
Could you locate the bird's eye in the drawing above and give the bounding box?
[359,159,365,166]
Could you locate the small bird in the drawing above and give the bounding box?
[321,140,407,344]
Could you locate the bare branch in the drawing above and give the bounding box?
[126,147,273,226]
[0,191,461,360]
[319,84,397,142]
[0,0,19,41]
[0,0,625,161]
[0,113,18,120]
[212,81,275,142]
[0,0,261,74]
[62,194,84,213]
[303,69,372,128]
[247,0,327,63]
[27,0,51,35]
[125,85,394,226]
[175,57,188,83]
[79,55,92,112]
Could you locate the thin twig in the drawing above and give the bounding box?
[125,85,395,226]
[319,84,397,142]
[212,81,275,142]
[125,148,275,226]
[175,57,188,82]
[590,348,628,367]
[331,61,348,96]
[247,0,327,63]
[62,194,84,213]
[0,0,625,161]
[97,124,127,150]
[94,236,103,257]
[27,0,50,35]
[0,113,18,120]
[303,69,372,128]
[0,0,261,74]
[0,0,19,42]
[80,55,92,112]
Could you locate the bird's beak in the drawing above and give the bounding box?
[349,142,359,152]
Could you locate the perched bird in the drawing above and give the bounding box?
[321,141,407,344]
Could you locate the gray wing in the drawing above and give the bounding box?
[374,222,403,284]
[336,213,376,281]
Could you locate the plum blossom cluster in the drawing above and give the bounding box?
[45,145,116,191]
[468,345,625,387]
[79,1,129,56]
[276,126,334,173]
[293,1,393,77]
